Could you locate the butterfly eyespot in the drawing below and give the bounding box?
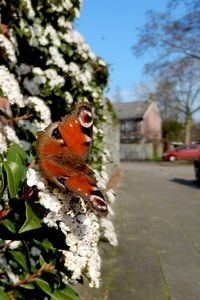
[52,127,62,139]
[78,106,93,128]
[57,177,65,185]
[89,195,108,215]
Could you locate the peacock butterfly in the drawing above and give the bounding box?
[36,102,108,215]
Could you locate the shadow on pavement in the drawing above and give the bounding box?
[170,178,200,189]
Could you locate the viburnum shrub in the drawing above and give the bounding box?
[0,0,117,298]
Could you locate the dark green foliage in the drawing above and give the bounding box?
[0,144,80,299]
[162,119,183,141]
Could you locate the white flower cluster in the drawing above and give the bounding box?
[22,67,65,96]
[26,168,103,287]
[25,96,51,130]
[14,6,103,95]
[45,25,61,47]
[0,65,51,142]
[0,66,24,107]
[2,125,21,145]
[99,218,118,247]
[64,91,73,104]
[57,17,72,29]
[0,34,17,67]
[22,0,35,19]
[49,0,73,12]
[0,241,21,285]
[15,63,31,78]
[59,29,95,60]
[0,124,32,152]
[0,0,117,291]
[0,131,8,154]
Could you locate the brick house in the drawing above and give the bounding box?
[113,101,162,143]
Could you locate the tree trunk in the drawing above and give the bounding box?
[184,113,192,144]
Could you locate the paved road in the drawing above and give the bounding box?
[78,162,200,300]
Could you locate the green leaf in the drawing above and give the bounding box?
[0,288,7,300]
[42,239,55,250]
[21,283,35,290]
[1,219,16,233]
[19,202,42,233]
[34,278,80,300]
[39,255,45,267]
[9,250,27,270]
[34,278,52,295]
[0,165,5,199]
[6,143,28,165]
[3,160,25,198]
[52,286,80,300]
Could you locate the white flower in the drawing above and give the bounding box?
[49,0,73,13]
[86,248,101,288]
[66,233,79,247]
[62,250,87,282]
[0,131,7,154]
[74,8,80,18]
[0,66,24,107]
[77,241,89,257]
[7,271,19,284]
[39,191,61,212]
[45,68,65,89]
[3,125,21,145]
[98,58,107,66]
[68,62,80,76]
[30,246,41,256]
[33,23,43,37]
[38,35,49,46]
[0,34,17,66]
[26,168,45,188]
[23,77,40,95]
[23,0,35,19]
[32,67,43,75]
[100,218,118,246]
[64,91,73,104]
[43,212,59,228]
[20,140,31,151]
[25,96,51,129]
[15,63,31,76]
[5,240,21,249]
[45,24,60,47]
[106,189,116,204]
[63,0,73,11]
[57,17,72,29]
[49,46,68,72]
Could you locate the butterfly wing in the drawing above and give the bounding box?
[58,102,93,161]
[63,173,108,215]
[36,122,76,189]
[36,102,108,215]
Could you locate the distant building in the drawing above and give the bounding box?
[113,101,162,144]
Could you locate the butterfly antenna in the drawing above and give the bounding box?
[92,168,116,197]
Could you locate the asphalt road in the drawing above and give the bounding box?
[78,161,200,300]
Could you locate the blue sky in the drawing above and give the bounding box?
[75,0,168,101]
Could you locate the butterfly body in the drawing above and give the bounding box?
[36,102,108,215]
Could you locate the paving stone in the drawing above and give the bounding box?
[77,162,200,300]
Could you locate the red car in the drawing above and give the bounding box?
[162,144,200,161]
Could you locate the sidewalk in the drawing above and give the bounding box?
[78,162,200,300]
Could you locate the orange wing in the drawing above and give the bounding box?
[63,173,108,215]
[58,102,93,161]
[36,102,108,215]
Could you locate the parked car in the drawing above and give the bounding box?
[162,144,200,161]
[194,158,200,184]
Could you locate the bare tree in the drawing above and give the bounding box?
[112,86,124,102]
[154,80,181,121]
[154,59,200,142]
[132,0,200,143]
